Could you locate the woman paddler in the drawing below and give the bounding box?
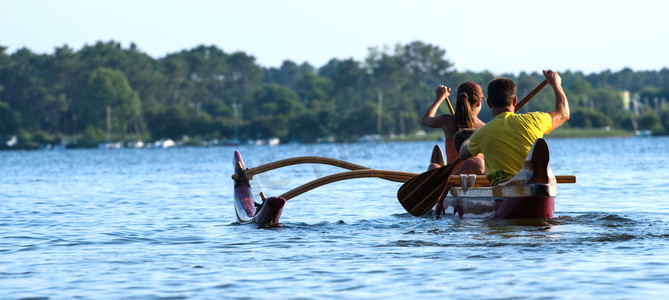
[421,81,487,219]
[421,81,486,169]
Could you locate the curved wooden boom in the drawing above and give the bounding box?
[232,156,369,180]
[277,170,575,201]
[279,169,417,200]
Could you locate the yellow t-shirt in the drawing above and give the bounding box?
[467,112,552,185]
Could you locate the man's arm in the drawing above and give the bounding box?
[458,140,474,161]
[421,85,451,128]
[544,70,570,130]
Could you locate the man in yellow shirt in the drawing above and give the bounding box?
[458,70,569,185]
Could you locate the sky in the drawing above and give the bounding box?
[1,0,668,75]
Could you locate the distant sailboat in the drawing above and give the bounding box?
[99,106,121,149]
[630,97,651,137]
[224,103,241,146]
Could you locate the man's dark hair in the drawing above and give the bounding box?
[487,77,516,107]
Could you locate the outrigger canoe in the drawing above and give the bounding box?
[232,139,575,226]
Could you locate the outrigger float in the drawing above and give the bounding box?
[232,139,575,226]
[232,150,415,225]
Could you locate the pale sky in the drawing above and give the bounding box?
[1,0,668,75]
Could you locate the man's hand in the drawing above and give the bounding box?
[543,69,562,88]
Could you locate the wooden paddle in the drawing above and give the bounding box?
[397,80,549,216]
[397,157,461,216]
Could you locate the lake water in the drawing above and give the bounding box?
[2,137,669,299]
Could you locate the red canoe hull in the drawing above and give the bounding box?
[445,138,558,219]
[447,195,555,219]
[493,196,554,219]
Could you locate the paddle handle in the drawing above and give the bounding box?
[515,80,548,112]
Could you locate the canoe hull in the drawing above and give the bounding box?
[442,138,557,219]
[445,194,554,219]
[233,151,285,226]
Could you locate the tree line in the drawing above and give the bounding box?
[1,40,669,149]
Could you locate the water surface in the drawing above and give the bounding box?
[2,137,669,299]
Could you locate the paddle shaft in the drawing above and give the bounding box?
[445,96,455,115]
[515,80,548,112]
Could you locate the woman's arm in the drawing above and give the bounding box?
[421,85,451,128]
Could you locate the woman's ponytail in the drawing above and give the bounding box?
[455,92,476,130]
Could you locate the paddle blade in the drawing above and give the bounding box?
[397,158,461,216]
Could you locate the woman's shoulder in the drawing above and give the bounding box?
[474,118,486,128]
[438,115,458,134]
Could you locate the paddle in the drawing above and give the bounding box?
[397,80,549,216]
[397,157,461,216]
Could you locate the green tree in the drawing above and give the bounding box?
[659,108,669,135]
[246,84,304,140]
[0,101,21,136]
[567,107,613,128]
[319,58,366,113]
[266,61,315,88]
[638,111,664,133]
[144,106,189,139]
[225,51,264,109]
[297,73,334,110]
[2,48,52,132]
[84,67,142,137]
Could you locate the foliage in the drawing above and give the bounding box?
[568,107,613,128]
[84,67,142,137]
[1,40,669,149]
[0,101,21,136]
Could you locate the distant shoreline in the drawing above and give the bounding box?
[0,128,648,151]
[391,127,634,142]
[545,128,633,138]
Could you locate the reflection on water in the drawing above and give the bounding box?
[1,137,669,298]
